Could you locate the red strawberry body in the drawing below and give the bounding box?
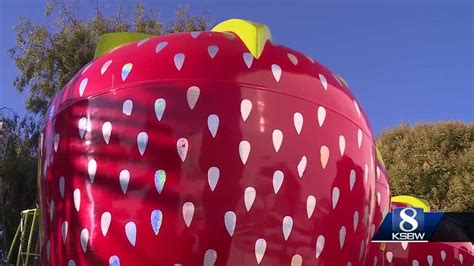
[40,20,381,265]
[364,161,391,266]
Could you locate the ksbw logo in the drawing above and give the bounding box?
[392,207,427,241]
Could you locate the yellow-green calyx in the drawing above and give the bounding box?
[212,18,272,59]
[94,32,153,58]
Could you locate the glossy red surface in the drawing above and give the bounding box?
[364,162,391,266]
[384,241,473,266]
[40,31,381,265]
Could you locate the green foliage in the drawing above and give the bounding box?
[0,112,40,251]
[377,121,474,211]
[8,0,209,115]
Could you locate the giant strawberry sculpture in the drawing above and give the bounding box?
[39,19,383,265]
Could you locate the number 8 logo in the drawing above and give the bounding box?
[399,207,419,232]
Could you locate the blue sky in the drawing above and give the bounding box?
[0,0,472,135]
